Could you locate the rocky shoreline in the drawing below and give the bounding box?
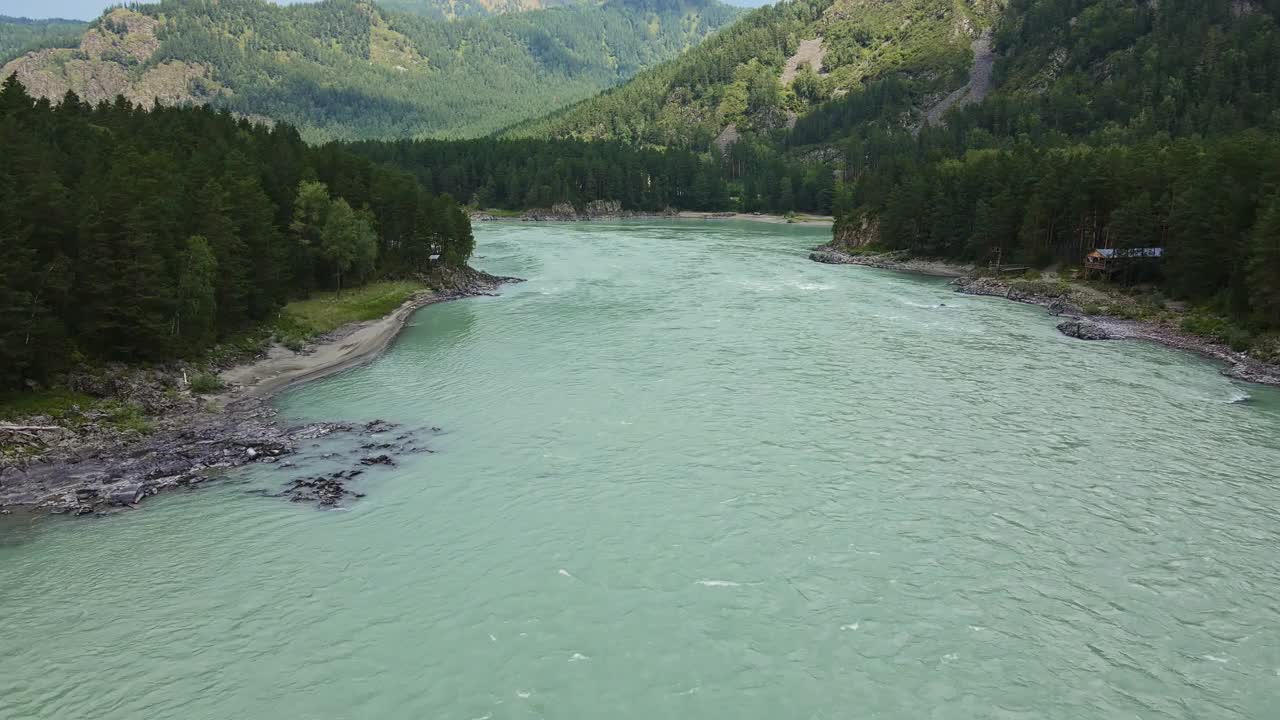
[950,276,1280,386]
[0,268,520,517]
[472,200,677,223]
[471,203,834,226]
[809,247,972,277]
[811,248,1280,387]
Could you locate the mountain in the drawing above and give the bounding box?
[378,0,576,20]
[0,16,88,65]
[0,0,740,141]
[510,0,1003,146]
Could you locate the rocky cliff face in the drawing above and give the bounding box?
[0,9,223,108]
[832,215,881,250]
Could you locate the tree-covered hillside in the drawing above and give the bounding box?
[512,0,1003,147]
[379,0,575,21]
[0,0,739,141]
[0,16,88,65]
[0,76,473,391]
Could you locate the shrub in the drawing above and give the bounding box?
[1180,312,1231,341]
[1226,327,1254,352]
[189,373,225,394]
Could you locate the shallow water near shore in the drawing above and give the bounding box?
[4,220,1280,719]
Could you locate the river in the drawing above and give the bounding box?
[3,221,1280,719]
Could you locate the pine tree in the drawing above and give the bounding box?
[1249,194,1280,328]
[174,235,218,350]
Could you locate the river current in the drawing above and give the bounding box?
[3,221,1280,719]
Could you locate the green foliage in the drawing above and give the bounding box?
[351,136,833,215]
[0,389,95,422]
[0,77,471,392]
[0,16,87,65]
[189,372,225,394]
[319,198,379,289]
[175,236,219,349]
[379,0,574,21]
[272,281,425,346]
[516,0,988,148]
[100,400,153,435]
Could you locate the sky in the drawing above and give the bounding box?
[3,0,771,21]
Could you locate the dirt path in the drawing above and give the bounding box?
[923,30,994,127]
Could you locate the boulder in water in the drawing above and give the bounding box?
[1057,319,1113,341]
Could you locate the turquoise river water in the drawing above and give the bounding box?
[3,221,1280,719]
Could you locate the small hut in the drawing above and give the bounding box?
[1084,247,1163,278]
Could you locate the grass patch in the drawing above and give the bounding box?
[272,281,426,346]
[1181,311,1255,350]
[100,401,152,434]
[0,389,96,422]
[0,391,150,435]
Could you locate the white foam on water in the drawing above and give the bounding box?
[795,282,833,292]
[569,653,590,662]
[470,715,491,720]
[696,579,740,587]
[516,691,532,699]
[840,622,860,631]
[489,634,497,643]
[1226,391,1251,404]
[1203,655,1230,664]
[969,626,986,632]
[558,568,574,579]
[719,495,741,504]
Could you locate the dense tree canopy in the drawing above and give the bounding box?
[349,136,834,215]
[0,75,472,391]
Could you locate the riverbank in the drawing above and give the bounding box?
[811,247,1280,387]
[675,211,834,226]
[810,247,972,276]
[471,205,833,226]
[0,267,520,516]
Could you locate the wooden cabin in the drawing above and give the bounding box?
[1084,247,1163,277]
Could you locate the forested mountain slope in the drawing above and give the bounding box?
[0,16,88,66]
[512,0,1005,147]
[379,0,575,20]
[0,0,739,141]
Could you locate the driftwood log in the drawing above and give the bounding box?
[0,425,62,447]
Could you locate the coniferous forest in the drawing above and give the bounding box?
[348,138,834,215]
[0,76,472,392]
